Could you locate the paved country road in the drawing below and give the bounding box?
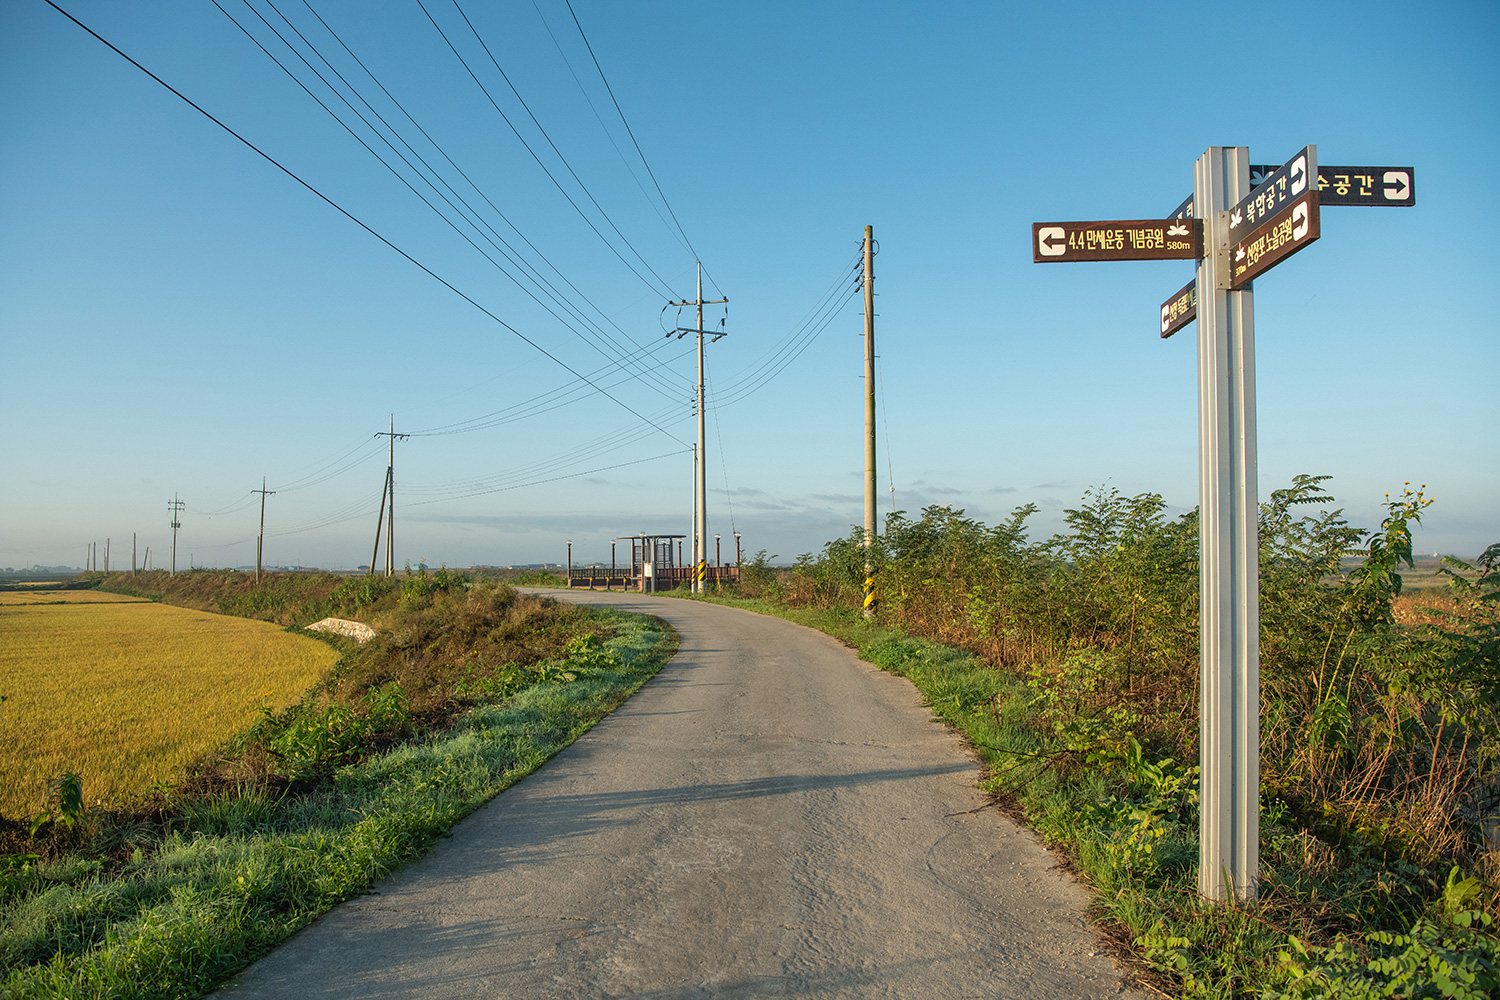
[223,591,1145,999]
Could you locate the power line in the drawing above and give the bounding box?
[558,0,701,268]
[42,0,688,448]
[224,0,687,402]
[448,0,684,298]
[417,0,680,302]
[280,0,687,400]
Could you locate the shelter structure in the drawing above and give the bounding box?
[566,533,739,592]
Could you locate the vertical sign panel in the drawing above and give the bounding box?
[1160,279,1197,338]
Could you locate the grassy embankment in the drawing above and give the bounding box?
[1,568,676,1000]
[672,477,1498,998]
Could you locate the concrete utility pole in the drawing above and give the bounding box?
[168,495,184,576]
[669,264,728,594]
[372,417,409,577]
[132,532,137,576]
[690,445,697,578]
[862,225,878,620]
[105,538,109,574]
[1194,146,1261,902]
[254,478,275,584]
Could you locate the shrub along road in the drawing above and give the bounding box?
[222,591,1143,999]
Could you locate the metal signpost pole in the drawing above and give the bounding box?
[1193,145,1260,902]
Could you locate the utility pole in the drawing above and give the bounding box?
[668,263,727,594]
[253,478,275,584]
[372,417,408,577]
[132,533,137,576]
[105,538,109,574]
[862,225,878,620]
[370,467,390,576]
[168,495,184,576]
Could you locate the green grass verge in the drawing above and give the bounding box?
[0,608,675,1000]
[664,591,1498,999]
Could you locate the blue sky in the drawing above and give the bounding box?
[2,0,1496,571]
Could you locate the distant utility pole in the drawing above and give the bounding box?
[668,263,728,594]
[132,533,137,576]
[168,495,184,576]
[253,478,275,584]
[371,416,408,577]
[105,538,110,574]
[862,225,878,620]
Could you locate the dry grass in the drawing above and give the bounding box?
[0,592,337,820]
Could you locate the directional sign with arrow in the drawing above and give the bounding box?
[1250,164,1416,206]
[1032,219,1201,262]
[1160,280,1196,339]
[1229,146,1316,246]
[1229,192,1320,289]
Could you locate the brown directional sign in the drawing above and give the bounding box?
[1160,280,1197,339]
[1229,192,1320,289]
[1172,162,1417,217]
[1229,145,1316,245]
[1033,218,1202,262]
[1311,166,1415,206]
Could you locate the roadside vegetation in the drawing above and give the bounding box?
[688,476,1499,998]
[0,568,675,1000]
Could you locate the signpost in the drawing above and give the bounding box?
[1162,159,1414,332]
[1033,143,1414,904]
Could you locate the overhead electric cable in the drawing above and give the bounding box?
[296,0,685,396]
[41,0,688,447]
[448,0,682,297]
[223,0,686,401]
[416,0,679,301]
[405,448,688,507]
[530,0,686,255]
[557,0,724,299]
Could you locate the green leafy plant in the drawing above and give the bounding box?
[29,771,84,836]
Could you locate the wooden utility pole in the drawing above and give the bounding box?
[862,225,878,620]
[254,478,275,584]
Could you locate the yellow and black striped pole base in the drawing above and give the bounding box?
[862,574,877,619]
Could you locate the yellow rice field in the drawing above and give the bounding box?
[0,590,338,819]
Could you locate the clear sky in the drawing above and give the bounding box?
[3,0,1496,572]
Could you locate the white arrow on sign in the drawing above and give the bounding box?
[1290,154,1307,195]
[1037,226,1066,257]
[1292,201,1309,239]
[1383,170,1411,201]
[1161,303,1171,335]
